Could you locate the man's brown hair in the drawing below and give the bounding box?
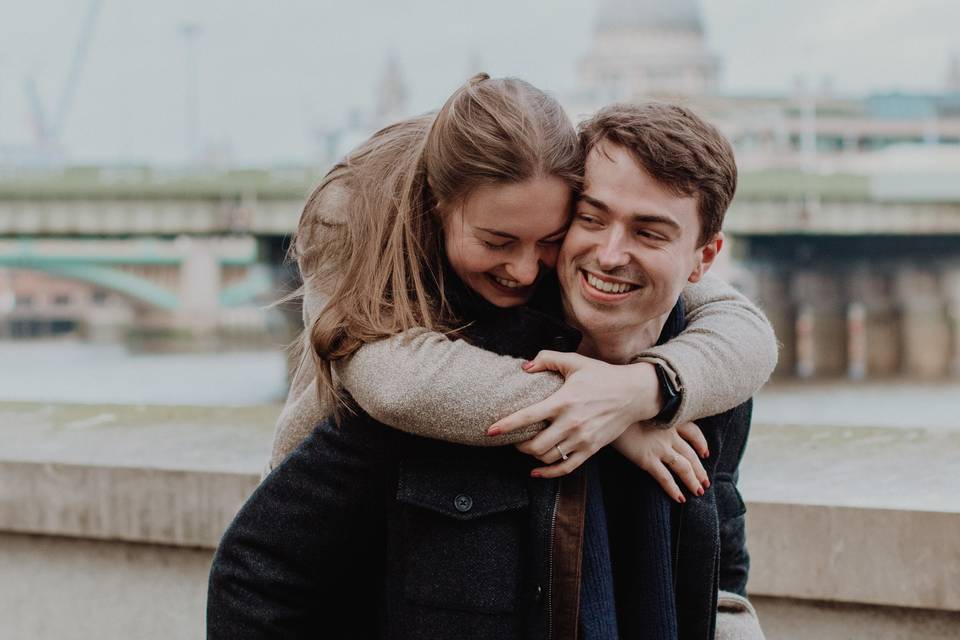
[578,102,737,245]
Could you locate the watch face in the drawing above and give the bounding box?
[656,364,678,397]
[654,363,682,423]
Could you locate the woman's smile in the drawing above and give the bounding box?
[442,176,572,307]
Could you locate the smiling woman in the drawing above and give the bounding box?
[443,176,571,306]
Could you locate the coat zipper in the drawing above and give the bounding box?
[546,485,560,640]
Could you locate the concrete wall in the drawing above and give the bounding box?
[2,403,958,639]
[1,533,211,640]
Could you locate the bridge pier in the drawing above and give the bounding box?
[847,267,900,378]
[895,268,951,379]
[753,266,795,378]
[176,236,222,335]
[791,270,847,377]
[943,264,960,377]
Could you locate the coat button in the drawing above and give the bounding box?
[454,494,473,513]
[534,585,543,602]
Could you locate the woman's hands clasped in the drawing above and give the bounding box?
[484,349,710,502]
[486,350,665,478]
[612,421,710,503]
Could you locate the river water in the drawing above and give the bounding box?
[0,341,289,407]
[1,340,957,430]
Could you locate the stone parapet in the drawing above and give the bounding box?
[0,461,255,548]
[1,401,958,638]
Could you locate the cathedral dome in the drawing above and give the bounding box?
[595,0,704,32]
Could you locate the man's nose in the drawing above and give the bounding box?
[595,228,630,270]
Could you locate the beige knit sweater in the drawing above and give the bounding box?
[268,269,777,469]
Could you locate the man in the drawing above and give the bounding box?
[209,104,765,640]
[538,103,762,639]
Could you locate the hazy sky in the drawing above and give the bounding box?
[1,0,958,165]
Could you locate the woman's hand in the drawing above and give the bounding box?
[487,350,665,478]
[612,421,710,503]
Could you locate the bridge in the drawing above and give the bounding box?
[1,166,958,378]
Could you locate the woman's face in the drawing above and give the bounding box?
[442,176,573,307]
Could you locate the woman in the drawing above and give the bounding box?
[208,75,773,639]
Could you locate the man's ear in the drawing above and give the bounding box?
[688,232,723,283]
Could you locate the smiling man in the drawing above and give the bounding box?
[560,106,727,365]
[493,103,764,640]
[560,104,761,640]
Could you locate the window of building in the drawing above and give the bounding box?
[92,290,108,305]
[15,295,32,308]
[53,294,71,306]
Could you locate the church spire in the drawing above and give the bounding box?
[375,54,409,125]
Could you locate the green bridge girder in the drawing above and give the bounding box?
[0,258,272,311]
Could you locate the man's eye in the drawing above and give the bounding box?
[636,230,664,240]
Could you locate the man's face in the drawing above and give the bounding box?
[558,142,722,339]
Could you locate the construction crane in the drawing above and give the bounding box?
[23,0,103,151]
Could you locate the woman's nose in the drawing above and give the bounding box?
[506,250,541,285]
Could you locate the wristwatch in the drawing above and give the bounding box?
[652,363,682,424]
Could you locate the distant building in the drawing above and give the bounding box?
[314,55,414,169]
[946,53,960,93]
[564,2,960,170]
[375,55,410,127]
[575,0,720,105]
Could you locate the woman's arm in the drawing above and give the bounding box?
[636,272,778,427]
[336,274,777,448]
[334,328,562,446]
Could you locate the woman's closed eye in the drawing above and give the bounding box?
[481,239,513,250]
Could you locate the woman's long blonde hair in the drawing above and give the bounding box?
[291,73,581,413]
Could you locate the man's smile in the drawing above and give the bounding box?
[579,269,641,302]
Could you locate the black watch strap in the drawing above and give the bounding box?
[652,363,682,424]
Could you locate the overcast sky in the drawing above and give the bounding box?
[1,0,958,165]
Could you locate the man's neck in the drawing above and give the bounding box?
[573,309,673,364]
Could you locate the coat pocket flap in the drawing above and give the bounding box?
[397,460,529,521]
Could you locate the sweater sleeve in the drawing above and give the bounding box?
[634,273,778,426]
[337,273,777,442]
[334,329,563,446]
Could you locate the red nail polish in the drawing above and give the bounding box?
[521,361,533,369]
[487,428,501,436]
[531,470,542,478]
[704,450,710,458]
[697,487,704,496]
[678,495,686,504]
[703,479,710,489]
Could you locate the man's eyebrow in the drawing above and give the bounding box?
[582,192,681,231]
[476,222,569,241]
[632,214,681,231]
